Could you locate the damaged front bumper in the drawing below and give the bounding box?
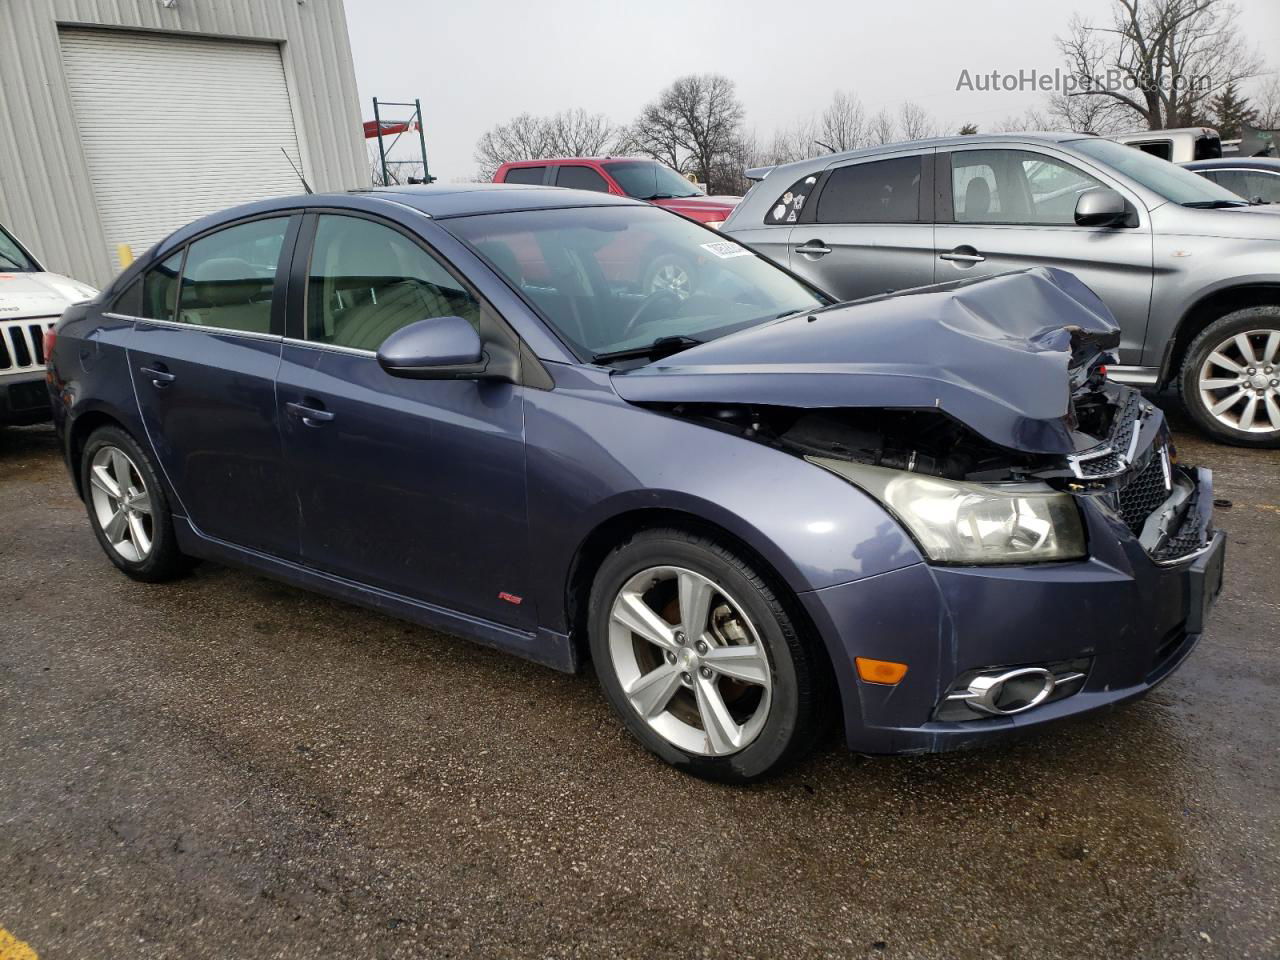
[797,399,1226,756]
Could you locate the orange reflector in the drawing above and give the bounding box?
[855,657,909,685]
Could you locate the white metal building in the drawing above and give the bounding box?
[0,0,367,287]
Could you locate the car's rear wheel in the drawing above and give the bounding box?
[587,528,824,782]
[81,425,190,582]
[1180,307,1280,447]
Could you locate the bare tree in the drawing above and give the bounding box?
[993,107,1054,132]
[543,108,618,157]
[821,91,867,152]
[898,101,939,140]
[473,113,552,180]
[1254,75,1280,129]
[631,74,745,192]
[867,108,899,146]
[473,109,618,180]
[1056,0,1262,131]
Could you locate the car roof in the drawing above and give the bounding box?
[360,183,640,217]
[500,156,650,166]
[761,132,1091,177]
[1183,157,1280,171]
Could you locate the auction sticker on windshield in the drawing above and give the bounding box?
[701,240,752,260]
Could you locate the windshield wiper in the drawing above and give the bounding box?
[592,335,703,365]
[1182,199,1249,208]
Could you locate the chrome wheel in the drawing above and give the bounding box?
[1197,328,1280,434]
[89,445,153,563]
[608,566,773,756]
[647,261,692,299]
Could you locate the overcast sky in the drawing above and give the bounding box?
[344,0,1280,183]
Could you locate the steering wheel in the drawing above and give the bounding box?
[621,289,684,339]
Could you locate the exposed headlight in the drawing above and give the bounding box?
[810,458,1087,564]
[703,220,726,230]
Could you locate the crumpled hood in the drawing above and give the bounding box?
[610,267,1121,455]
[0,271,98,320]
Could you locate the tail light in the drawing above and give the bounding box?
[42,326,56,363]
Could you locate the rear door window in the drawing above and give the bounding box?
[142,251,184,321]
[1134,141,1173,161]
[503,165,546,185]
[815,157,922,223]
[176,218,288,333]
[556,165,610,192]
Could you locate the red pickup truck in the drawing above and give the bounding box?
[493,157,738,227]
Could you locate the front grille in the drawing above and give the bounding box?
[0,318,55,372]
[1152,484,1205,562]
[1116,449,1170,535]
[1068,391,1143,479]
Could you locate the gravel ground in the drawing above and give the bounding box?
[1,408,1277,960]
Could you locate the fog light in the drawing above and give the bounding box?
[855,657,909,685]
[935,659,1090,721]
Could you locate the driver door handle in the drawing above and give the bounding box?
[939,249,986,263]
[794,242,832,257]
[285,400,335,427]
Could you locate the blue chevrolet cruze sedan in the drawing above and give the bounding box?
[47,184,1225,781]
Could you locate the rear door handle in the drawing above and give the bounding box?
[939,250,986,263]
[139,365,176,388]
[795,241,832,257]
[285,400,335,427]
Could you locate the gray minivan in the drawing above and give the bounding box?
[723,133,1280,447]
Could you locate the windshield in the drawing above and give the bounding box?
[604,161,704,200]
[0,224,39,272]
[1070,138,1246,206]
[446,205,825,362]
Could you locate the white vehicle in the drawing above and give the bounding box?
[1109,127,1222,163]
[1,222,97,426]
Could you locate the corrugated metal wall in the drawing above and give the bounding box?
[0,0,367,287]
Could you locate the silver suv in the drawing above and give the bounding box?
[723,133,1280,447]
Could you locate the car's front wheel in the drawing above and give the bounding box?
[588,528,825,782]
[80,425,191,582]
[1180,307,1280,447]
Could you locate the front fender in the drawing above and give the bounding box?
[1147,231,1280,370]
[524,364,922,634]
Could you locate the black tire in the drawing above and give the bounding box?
[80,425,192,582]
[1179,306,1280,448]
[587,527,825,783]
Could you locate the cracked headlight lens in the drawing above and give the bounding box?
[810,458,1086,564]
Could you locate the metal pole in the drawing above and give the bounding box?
[415,98,434,183]
[373,97,389,186]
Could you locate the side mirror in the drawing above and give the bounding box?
[1074,188,1133,227]
[376,315,487,380]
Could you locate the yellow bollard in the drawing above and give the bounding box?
[116,243,134,269]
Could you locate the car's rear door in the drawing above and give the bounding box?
[784,149,937,300]
[275,210,533,630]
[127,213,300,558]
[933,146,1154,363]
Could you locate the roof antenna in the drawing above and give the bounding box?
[281,148,313,194]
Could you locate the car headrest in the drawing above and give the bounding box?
[964,178,992,218]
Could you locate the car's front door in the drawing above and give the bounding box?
[127,214,299,557]
[785,150,936,300]
[276,212,533,629]
[934,147,1154,363]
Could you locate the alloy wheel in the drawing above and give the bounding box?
[1197,328,1280,434]
[608,566,773,756]
[88,445,154,563]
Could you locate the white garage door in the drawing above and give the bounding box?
[59,28,305,272]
